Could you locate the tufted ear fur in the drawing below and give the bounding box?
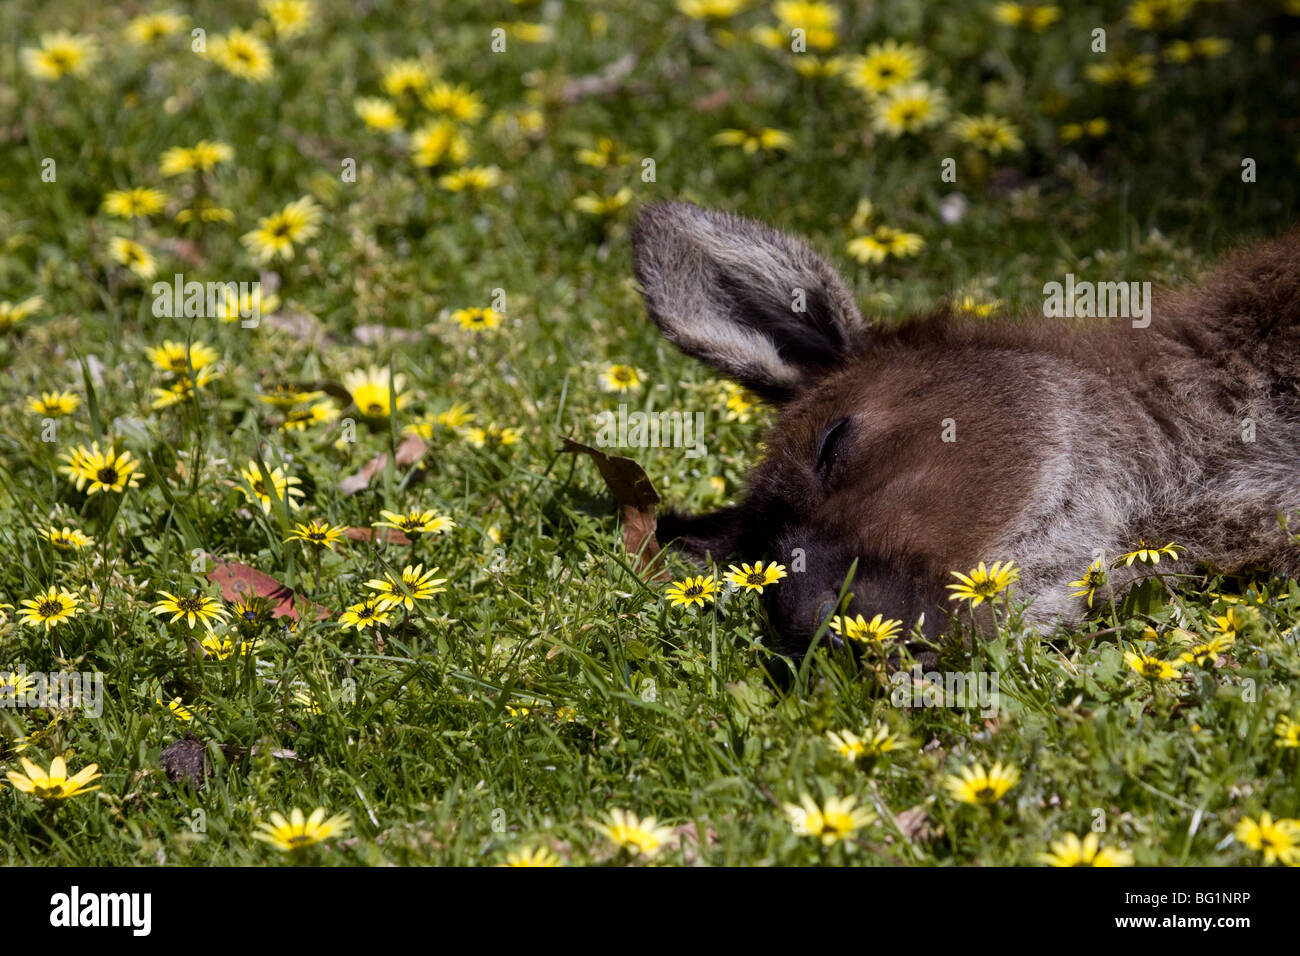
[632,202,866,401]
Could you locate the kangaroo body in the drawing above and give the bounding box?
[632,202,1300,651]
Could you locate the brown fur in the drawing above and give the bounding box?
[633,203,1300,652]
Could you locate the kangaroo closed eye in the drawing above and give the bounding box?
[815,417,850,480]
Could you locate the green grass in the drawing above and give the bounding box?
[1,0,1298,865]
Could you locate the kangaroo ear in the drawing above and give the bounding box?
[633,202,865,401]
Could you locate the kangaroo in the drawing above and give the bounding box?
[632,201,1300,653]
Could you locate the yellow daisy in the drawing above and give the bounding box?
[1039,832,1134,867]
[162,697,194,722]
[149,366,221,410]
[1180,633,1234,667]
[451,307,503,331]
[991,2,1062,31]
[355,97,403,132]
[827,724,902,762]
[1235,812,1299,866]
[593,808,675,858]
[102,187,168,219]
[575,138,634,169]
[785,793,876,845]
[42,526,95,550]
[382,58,433,97]
[338,597,392,632]
[22,32,98,80]
[263,0,315,37]
[845,39,923,96]
[150,591,229,633]
[0,295,44,330]
[1124,648,1184,681]
[772,0,840,49]
[107,237,157,278]
[26,390,80,416]
[411,120,471,168]
[501,846,564,867]
[1114,540,1183,566]
[159,140,234,176]
[237,460,305,514]
[677,0,751,19]
[945,761,1020,805]
[1085,53,1156,88]
[421,82,486,122]
[241,196,322,262]
[1067,559,1108,607]
[286,519,348,550]
[829,612,903,643]
[600,364,643,392]
[365,564,448,611]
[373,509,456,537]
[711,127,794,153]
[343,365,409,418]
[1274,715,1300,749]
[145,339,219,374]
[59,442,142,495]
[466,423,521,448]
[846,225,924,264]
[665,575,716,608]
[207,28,274,82]
[726,561,788,593]
[572,188,634,217]
[439,165,502,192]
[946,560,1019,606]
[254,807,352,851]
[871,82,949,137]
[5,756,100,800]
[125,10,187,46]
[950,114,1024,155]
[17,587,82,630]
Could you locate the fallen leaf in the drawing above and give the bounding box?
[560,52,636,103]
[352,323,423,346]
[560,437,667,581]
[692,89,731,111]
[893,805,934,843]
[207,560,330,620]
[345,526,412,545]
[263,308,329,342]
[340,434,428,494]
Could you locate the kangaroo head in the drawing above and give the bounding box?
[633,202,1040,653]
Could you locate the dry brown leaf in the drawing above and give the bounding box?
[207,561,330,620]
[559,52,636,102]
[352,324,423,346]
[692,89,731,111]
[345,526,412,545]
[560,436,667,581]
[893,805,934,843]
[340,434,428,495]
